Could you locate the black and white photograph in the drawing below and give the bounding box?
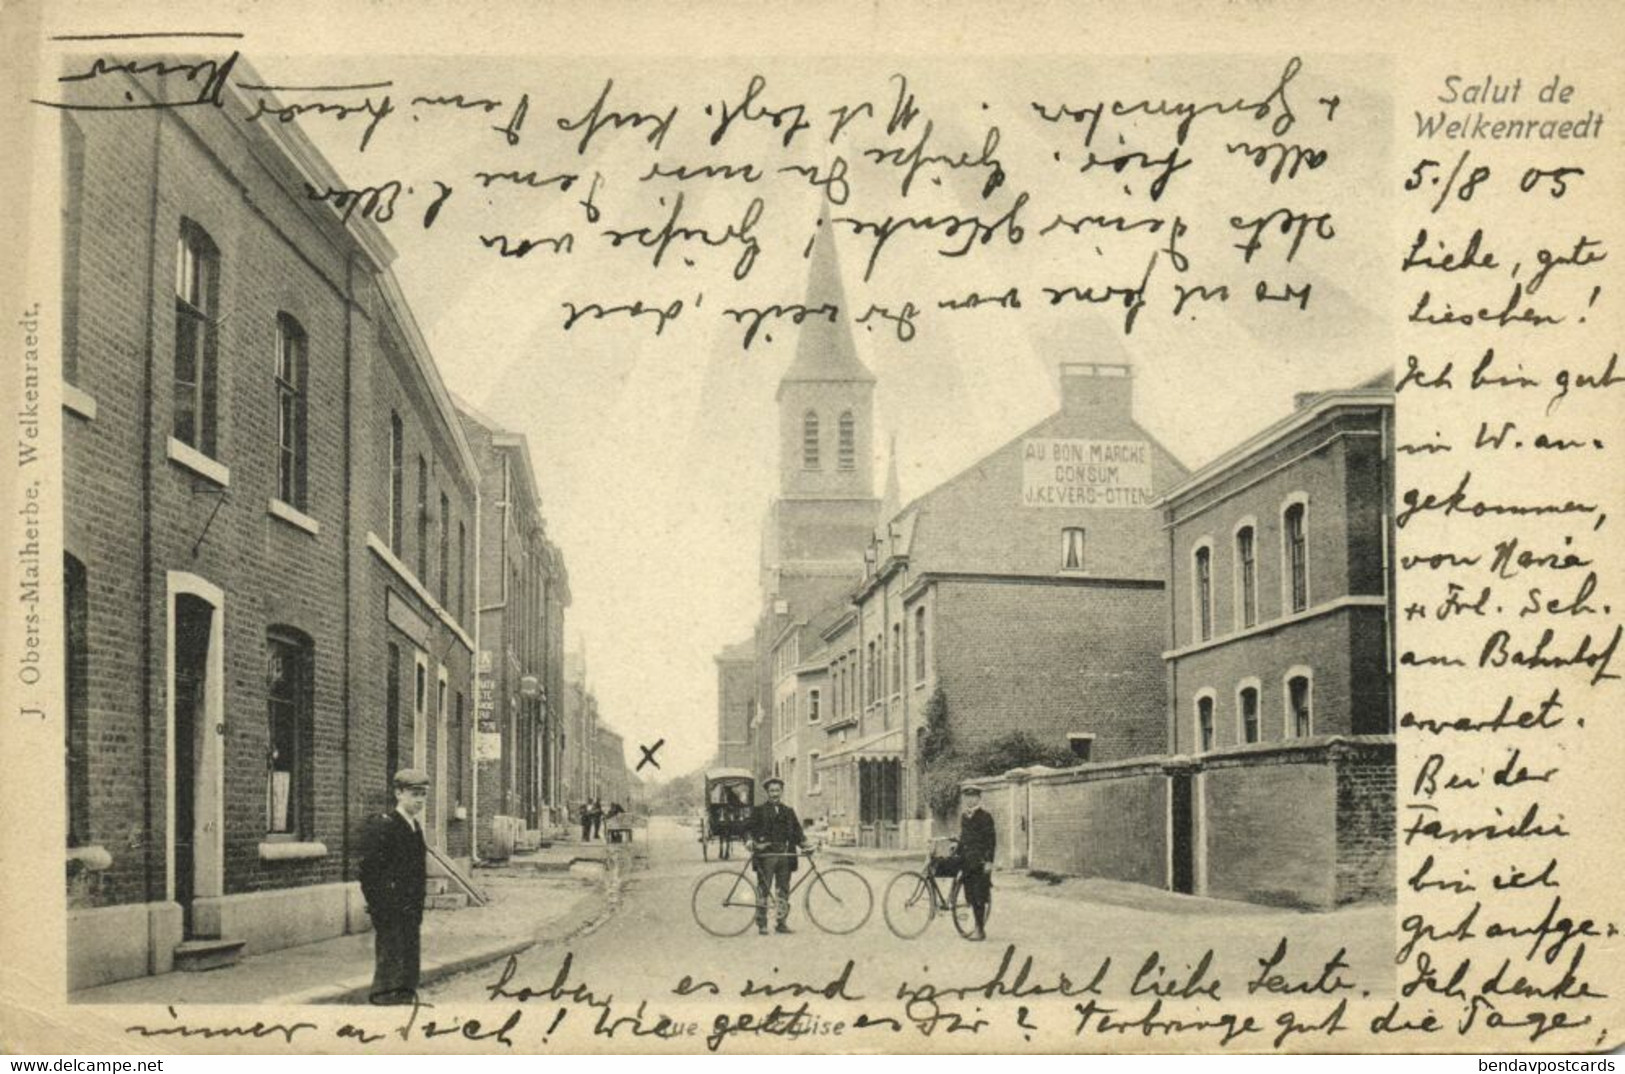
[1,0,1622,1057]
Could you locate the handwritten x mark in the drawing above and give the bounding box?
[636,739,665,772]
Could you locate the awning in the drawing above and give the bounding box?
[818,727,904,765]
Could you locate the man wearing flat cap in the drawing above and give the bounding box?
[957,786,996,941]
[360,768,430,1004]
[746,776,809,935]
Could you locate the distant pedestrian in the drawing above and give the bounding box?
[956,786,996,941]
[746,777,809,935]
[360,768,430,1004]
[589,798,604,840]
[579,800,592,841]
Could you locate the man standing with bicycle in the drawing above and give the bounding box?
[747,776,809,935]
[958,786,996,941]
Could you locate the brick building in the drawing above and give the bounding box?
[460,402,571,850]
[1160,374,1396,754]
[560,652,594,818]
[713,640,756,770]
[59,61,478,988]
[766,608,838,823]
[1155,372,1397,899]
[816,364,1188,847]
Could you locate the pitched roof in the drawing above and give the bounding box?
[777,227,874,392]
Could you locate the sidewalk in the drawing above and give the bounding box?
[73,865,613,1006]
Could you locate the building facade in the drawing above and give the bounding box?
[817,364,1188,847]
[1161,376,1396,753]
[713,640,756,770]
[460,404,571,848]
[59,64,480,988]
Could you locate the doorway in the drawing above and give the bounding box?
[168,575,224,939]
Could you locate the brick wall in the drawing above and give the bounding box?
[1335,742,1396,904]
[935,579,1167,761]
[66,99,361,906]
[62,74,484,984]
[972,737,1394,910]
[1171,605,1388,751]
[1023,763,1168,885]
[1168,429,1371,651]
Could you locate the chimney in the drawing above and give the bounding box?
[1059,362,1134,417]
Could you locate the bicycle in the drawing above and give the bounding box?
[881,837,993,939]
[691,846,874,936]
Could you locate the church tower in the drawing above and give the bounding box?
[775,231,876,501]
[760,231,881,605]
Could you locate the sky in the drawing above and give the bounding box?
[249,50,1393,776]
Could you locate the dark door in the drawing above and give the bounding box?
[1169,770,1195,894]
[173,596,212,936]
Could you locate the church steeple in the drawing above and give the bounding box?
[776,227,875,500]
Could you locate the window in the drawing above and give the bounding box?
[1062,527,1086,571]
[803,411,820,469]
[275,314,308,509]
[890,623,901,696]
[389,414,404,554]
[1068,733,1095,762]
[1285,499,1308,613]
[438,492,450,606]
[1194,544,1213,642]
[65,555,89,847]
[838,411,856,470]
[62,119,85,383]
[1235,525,1257,628]
[266,630,314,836]
[173,222,220,454]
[1197,694,1215,752]
[453,691,465,806]
[386,643,401,791]
[808,688,821,723]
[1239,685,1260,744]
[809,752,822,794]
[457,521,468,621]
[914,607,927,683]
[416,456,429,581]
[867,640,878,704]
[1287,672,1312,737]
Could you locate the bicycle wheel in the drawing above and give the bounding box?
[804,866,874,935]
[692,869,760,937]
[882,871,937,939]
[949,877,990,938]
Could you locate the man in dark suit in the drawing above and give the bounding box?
[957,786,996,941]
[360,768,429,1004]
[746,776,809,935]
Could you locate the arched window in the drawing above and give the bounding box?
[275,313,308,509]
[1285,670,1313,738]
[1193,542,1214,642]
[1234,522,1257,628]
[803,411,820,469]
[1283,496,1309,613]
[1196,692,1216,752]
[838,411,856,470]
[1237,681,1261,744]
[174,221,220,455]
[266,628,315,836]
[65,555,89,847]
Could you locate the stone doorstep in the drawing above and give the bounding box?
[173,937,247,972]
[424,892,469,911]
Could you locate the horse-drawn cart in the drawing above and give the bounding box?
[699,768,755,861]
